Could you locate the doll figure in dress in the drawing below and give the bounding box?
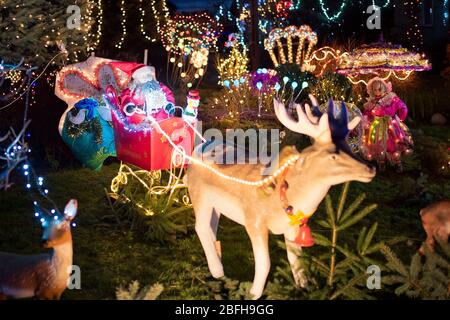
[361,77,413,172]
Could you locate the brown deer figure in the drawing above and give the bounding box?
[186,95,376,299]
[419,200,450,255]
[0,199,78,300]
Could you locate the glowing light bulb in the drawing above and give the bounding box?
[274,83,281,92]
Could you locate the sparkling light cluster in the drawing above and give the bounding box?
[161,13,223,89]
[217,43,249,86]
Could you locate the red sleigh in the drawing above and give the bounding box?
[105,86,195,171]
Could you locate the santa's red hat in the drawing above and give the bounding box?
[109,61,155,83]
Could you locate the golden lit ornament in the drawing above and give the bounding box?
[264,25,318,69]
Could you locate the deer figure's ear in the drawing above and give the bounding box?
[327,100,362,143]
[63,199,78,221]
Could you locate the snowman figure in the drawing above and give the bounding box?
[182,90,200,123]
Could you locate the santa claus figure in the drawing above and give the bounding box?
[108,62,175,124]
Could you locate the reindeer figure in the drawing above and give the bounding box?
[419,200,450,254]
[0,200,78,300]
[186,95,376,299]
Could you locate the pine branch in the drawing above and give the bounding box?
[339,193,366,223]
[381,244,409,277]
[325,194,335,226]
[337,204,377,231]
[361,222,378,255]
[330,272,368,300]
[336,182,349,221]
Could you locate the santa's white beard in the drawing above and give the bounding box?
[130,80,168,114]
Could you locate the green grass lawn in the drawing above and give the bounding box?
[0,125,449,299]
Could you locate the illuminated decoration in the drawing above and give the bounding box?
[216,35,249,86]
[55,56,130,134]
[139,0,156,42]
[109,62,175,118]
[0,1,101,66]
[336,42,431,85]
[84,0,103,52]
[115,0,127,49]
[0,58,26,103]
[110,163,191,217]
[360,77,413,169]
[211,68,279,120]
[161,12,223,89]
[104,83,196,171]
[0,60,70,235]
[251,68,279,116]
[186,97,374,300]
[0,120,31,190]
[1,53,65,113]
[310,71,360,105]
[318,0,347,21]
[257,0,294,35]
[264,25,318,70]
[107,87,306,188]
[304,46,345,78]
[183,90,200,123]
[444,0,449,27]
[61,98,116,171]
[274,62,315,109]
[150,0,170,36]
[405,0,424,51]
[219,0,393,49]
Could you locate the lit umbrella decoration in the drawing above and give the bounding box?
[161,12,223,90]
[336,42,431,85]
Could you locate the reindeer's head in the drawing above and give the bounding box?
[40,199,78,248]
[274,95,375,188]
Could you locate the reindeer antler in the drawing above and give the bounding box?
[274,95,332,144]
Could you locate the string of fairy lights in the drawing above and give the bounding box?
[1,69,38,109]
[115,0,127,49]
[218,0,393,33]
[405,0,424,51]
[85,0,103,52]
[139,0,157,42]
